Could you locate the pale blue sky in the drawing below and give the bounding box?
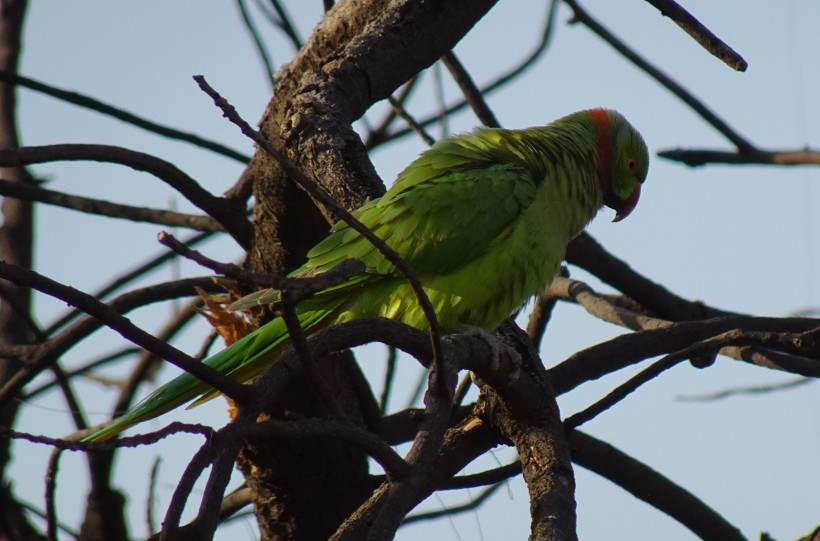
[9,1,819,540]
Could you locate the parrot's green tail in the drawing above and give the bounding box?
[83,302,342,442]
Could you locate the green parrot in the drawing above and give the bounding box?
[85,108,648,441]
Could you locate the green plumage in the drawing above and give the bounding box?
[84,109,648,441]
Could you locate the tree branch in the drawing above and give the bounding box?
[0,177,223,231]
[642,0,747,71]
[0,144,252,247]
[659,147,820,167]
[0,263,248,408]
[570,431,747,541]
[0,70,250,163]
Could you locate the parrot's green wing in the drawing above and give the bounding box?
[305,134,539,278]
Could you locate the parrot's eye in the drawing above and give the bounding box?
[626,157,637,173]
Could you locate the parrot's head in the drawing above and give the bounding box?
[594,109,649,222]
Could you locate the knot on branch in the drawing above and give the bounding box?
[452,327,522,392]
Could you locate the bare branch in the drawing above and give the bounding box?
[0,262,249,408]
[0,144,252,246]
[526,285,560,349]
[403,481,504,524]
[566,233,733,321]
[379,346,399,414]
[570,431,747,541]
[268,0,303,50]
[659,147,820,167]
[244,418,412,480]
[147,457,162,536]
[236,0,275,83]
[385,94,435,146]
[548,276,672,332]
[0,422,214,451]
[157,230,365,304]
[441,51,500,128]
[44,231,214,333]
[45,448,61,541]
[0,177,224,231]
[0,70,250,163]
[550,274,820,380]
[676,377,812,402]
[642,0,747,71]
[441,460,521,490]
[550,316,820,397]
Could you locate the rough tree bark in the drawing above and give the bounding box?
[0,2,45,540]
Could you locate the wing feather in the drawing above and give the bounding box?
[305,156,538,280]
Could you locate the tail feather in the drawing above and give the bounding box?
[82,301,342,442]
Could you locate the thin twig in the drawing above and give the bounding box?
[379,346,398,414]
[564,352,687,431]
[15,498,78,538]
[451,373,472,410]
[44,231,214,334]
[526,278,563,349]
[45,448,62,541]
[441,51,500,128]
[403,482,505,524]
[269,0,303,50]
[676,376,812,402]
[643,0,746,71]
[24,347,141,400]
[185,428,245,541]
[219,485,253,522]
[1,422,213,451]
[159,430,225,539]
[550,315,820,398]
[157,230,365,303]
[0,177,223,231]
[51,363,88,431]
[563,328,810,431]
[147,456,162,536]
[366,77,422,147]
[245,418,412,480]
[643,0,746,70]
[110,298,203,420]
[431,62,449,138]
[237,0,276,83]
[0,71,250,163]
[386,95,435,146]
[277,288,349,419]
[659,147,820,167]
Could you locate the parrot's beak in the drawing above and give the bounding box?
[606,184,641,222]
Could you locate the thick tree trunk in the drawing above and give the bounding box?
[0,1,44,540]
